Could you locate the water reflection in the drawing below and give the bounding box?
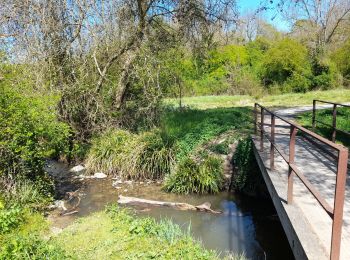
[50,177,294,259]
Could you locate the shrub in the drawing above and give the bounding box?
[311,58,341,90]
[259,38,312,92]
[0,76,71,183]
[164,154,224,194]
[86,129,174,179]
[332,39,350,85]
[284,72,312,93]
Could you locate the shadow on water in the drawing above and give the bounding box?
[49,161,294,260]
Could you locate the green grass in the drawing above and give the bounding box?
[53,205,243,260]
[160,107,252,194]
[166,89,350,109]
[86,129,174,179]
[86,107,252,193]
[161,107,252,161]
[297,107,350,147]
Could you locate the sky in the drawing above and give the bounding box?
[237,0,290,32]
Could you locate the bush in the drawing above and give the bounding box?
[86,129,174,179]
[332,39,350,85]
[259,38,313,92]
[164,154,224,194]
[284,72,312,93]
[311,58,341,90]
[0,75,71,182]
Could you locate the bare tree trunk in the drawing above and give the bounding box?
[113,51,137,109]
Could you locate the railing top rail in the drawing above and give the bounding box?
[314,99,350,108]
[255,103,348,152]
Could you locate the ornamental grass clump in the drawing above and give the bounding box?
[85,129,174,179]
[164,153,224,194]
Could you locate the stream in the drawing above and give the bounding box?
[47,161,294,259]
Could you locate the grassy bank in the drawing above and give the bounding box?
[85,89,350,193]
[86,106,253,194]
[166,89,350,109]
[53,206,244,260]
[297,107,350,147]
[0,204,244,259]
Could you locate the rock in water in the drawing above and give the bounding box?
[93,172,107,179]
[69,165,86,173]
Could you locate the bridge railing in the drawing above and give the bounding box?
[312,99,350,142]
[254,103,348,260]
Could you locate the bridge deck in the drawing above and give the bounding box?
[252,106,350,260]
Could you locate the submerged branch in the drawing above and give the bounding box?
[117,195,222,214]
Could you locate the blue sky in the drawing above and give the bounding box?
[237,0,290,31]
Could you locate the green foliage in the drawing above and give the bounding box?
[0,178,52,211]
[86,129,174,179]
[0,204,23,234]
[232,138,261,193]
[208,142,230,155]
[332,39,350,85]
[311,57,341,90]
[164,154,224,194]
[0,67,71,182]
[260,38,313,92]
[0,235,70,259]
[87,106,250,193]
[161,107,252,161]
[128,216,184,245]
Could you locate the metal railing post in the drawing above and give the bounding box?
[270,114,275,169]
[288,125,297,204]
[332,104,337,142]
[312,100,316,129]
[330,149,348,260]
[254,103,258,135]
[260,108,264,151]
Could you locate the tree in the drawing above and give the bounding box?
[332,39,350,85]
[260,38,313,92]
[265,0,350,53]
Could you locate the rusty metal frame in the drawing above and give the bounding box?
[312,100,350,142]
[254,103,348,260]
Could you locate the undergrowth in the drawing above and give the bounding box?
[231,138,263,194]
[86,129,174,179]
[85,106,252,193]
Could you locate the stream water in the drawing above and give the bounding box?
[48,161,294,259]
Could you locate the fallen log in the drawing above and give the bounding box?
[117,195,222,214]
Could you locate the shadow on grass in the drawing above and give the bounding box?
[161,107,253,160]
